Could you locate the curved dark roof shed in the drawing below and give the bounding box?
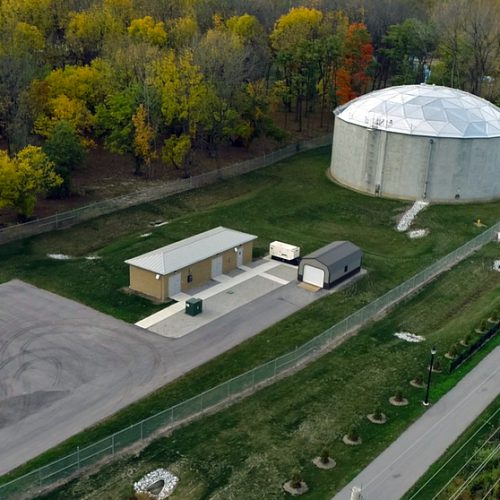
[298,241,362,289]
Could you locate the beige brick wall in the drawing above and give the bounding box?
[129,266,166,301]
[130,241,255,300]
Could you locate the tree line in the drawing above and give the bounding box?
[0,0,498,218]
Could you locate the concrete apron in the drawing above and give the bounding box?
[136,259,297,338]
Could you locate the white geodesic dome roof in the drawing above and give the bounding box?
[336,84,500,138]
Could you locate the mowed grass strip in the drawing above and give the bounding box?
[36,244,500,499]
[0,147,499,323]
[403,396,500,500]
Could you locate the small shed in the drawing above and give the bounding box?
[125,226,257,301]
[298,241,362,289]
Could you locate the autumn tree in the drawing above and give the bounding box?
[128,16,167,46]
[226,13,270,82]
[31,59,116,146]
[0,145,62,219]
[131,104,157,176]
[167,16,199,48]
[151,50,209,177]
[336,23,374,105]
[316,11,348,127]
[271,7,323,131]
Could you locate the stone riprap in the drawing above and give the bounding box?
[396,201,429,232]
[133,469,179,499]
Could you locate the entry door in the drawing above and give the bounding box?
[303,265,324,288]
[236,247,243,267]
[211,256,223,278]
[168,272,181,297]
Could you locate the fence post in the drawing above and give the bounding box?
[140,421,143,441]
[112,435,115,456]
[77,446,80,470]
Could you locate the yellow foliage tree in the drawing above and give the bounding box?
[162,134,191,170]
[131,104,157,175]
[168,16,198,48]
[128,16,167,46]
[226,13,265,42]
[12,22,45,54]
[34,95,96,147]
[270,7,323,54]
[0,146,62,218]
[151,50,209,176]
[31,59,114,145]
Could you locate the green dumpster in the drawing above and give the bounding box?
[185,297,203,316]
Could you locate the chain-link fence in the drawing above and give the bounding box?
[0,135,332,245]
[0,222,498,499]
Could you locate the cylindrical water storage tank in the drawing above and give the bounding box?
[330,84,500,202]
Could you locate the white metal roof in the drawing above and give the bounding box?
[336,84,500,139]
[125,226,257,275]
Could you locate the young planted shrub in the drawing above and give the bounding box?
[463,333,473,346]
[447,344,459,358]
[394,388,404,402]
[290,469,302,489]
[373,407,384,421]
[347,425,360,442]
[320,448,330,465]
[433,358,442,372]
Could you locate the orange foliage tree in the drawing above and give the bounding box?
[336,23,373,105]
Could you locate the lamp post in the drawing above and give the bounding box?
[423,346,437,406]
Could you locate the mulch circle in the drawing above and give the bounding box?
[343,434,362,446]
[312,457,336,469]
[389,396,409,406]
[410,379,425,388]
[367,413,387,424]
[283,480,309,496]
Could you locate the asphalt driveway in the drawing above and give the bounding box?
[0,275,337,475]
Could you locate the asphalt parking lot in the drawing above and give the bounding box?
[0,267,358,475]
[0,280,172,475]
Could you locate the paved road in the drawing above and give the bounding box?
[0,278,330,475]
[333,346,500,500]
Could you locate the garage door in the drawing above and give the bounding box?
[302,265,324,288]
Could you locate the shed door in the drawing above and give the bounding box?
[303,265,324,288]
[211,256,223,278]
[168,272,181,297]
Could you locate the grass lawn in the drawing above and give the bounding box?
[0,147,499,323]
[403,395,500,500]
[35,243,500,499]
[1,146,500,490]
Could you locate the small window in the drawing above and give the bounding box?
[344,265,348,273]
[187,274,193,283]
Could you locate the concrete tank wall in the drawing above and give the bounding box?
[330,117,500,202]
